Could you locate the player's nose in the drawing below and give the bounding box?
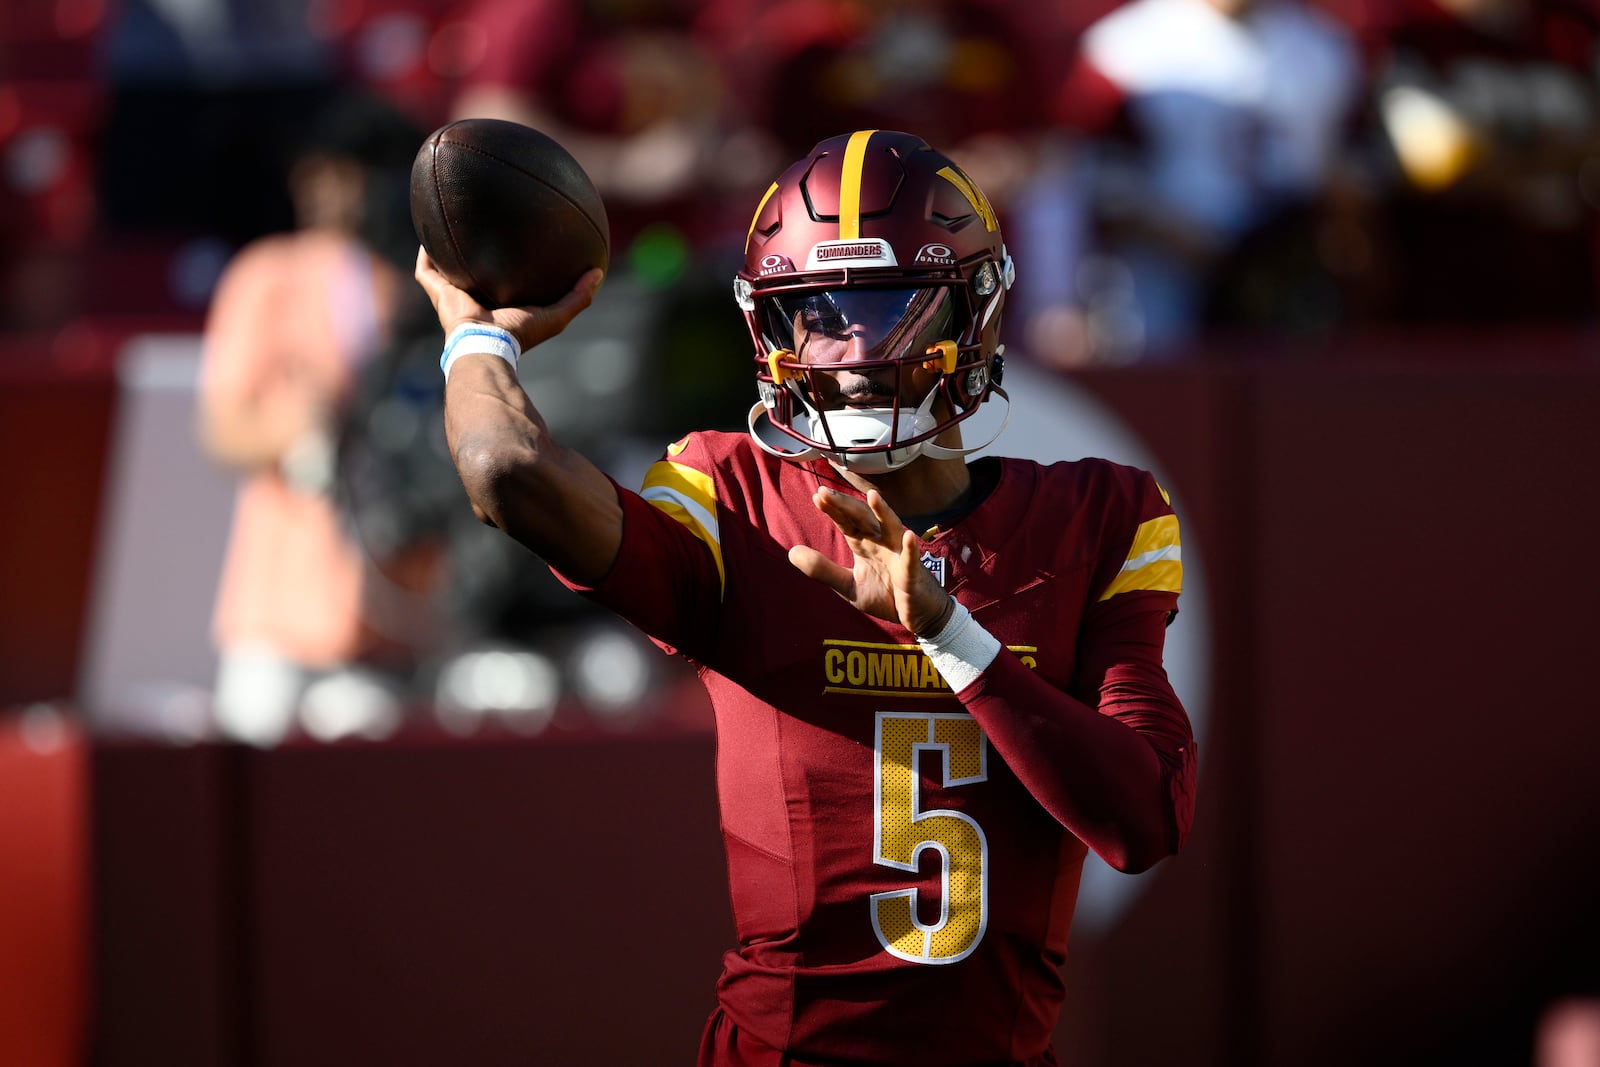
[837,328,877,363]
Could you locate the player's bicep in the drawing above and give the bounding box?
[1074,594,1189,737]
[1073,594,1197,852]
[556,480,723,661]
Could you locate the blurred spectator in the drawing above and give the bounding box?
[1028,0,1363,363]
[104,0,331,89]
[701,0,1067,215]
[447,0,763,251]
[196,94,435,746]
[1362,0,1600,323]
[104,0,329,86]
[0,78,102,333]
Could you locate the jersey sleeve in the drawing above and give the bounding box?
[1090,469,1183,622]
[553,434,726,662]
[954,467,1195,872]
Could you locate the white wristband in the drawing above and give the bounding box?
[440,323,520,382]
[915,599,1001,693]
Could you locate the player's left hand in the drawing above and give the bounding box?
[789,487,951,635]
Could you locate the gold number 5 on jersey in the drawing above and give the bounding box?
[870,712,989,964]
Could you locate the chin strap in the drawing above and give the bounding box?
[918,385,1010,461]
[748,399,825,464]
[745,385,1011,471]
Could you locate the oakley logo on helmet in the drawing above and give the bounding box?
[914,243,957,266]
[757,253,794,277]
[806,239,898,270]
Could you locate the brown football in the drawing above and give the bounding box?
[410,118,610,309]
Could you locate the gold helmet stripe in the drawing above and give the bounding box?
[745,181,779,253]
[936,166,998,232]
[839,130,878,240]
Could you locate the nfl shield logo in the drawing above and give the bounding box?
[919,550,946,588]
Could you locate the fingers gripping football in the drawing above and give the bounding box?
[415,248,603,353]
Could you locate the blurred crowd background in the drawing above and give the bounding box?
[5,0,1598,349]
[3,2,1600,1066]
[3,0,1599,742]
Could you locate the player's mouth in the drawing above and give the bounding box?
[835,379,897,408]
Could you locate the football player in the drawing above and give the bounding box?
[417,129,1196,1067]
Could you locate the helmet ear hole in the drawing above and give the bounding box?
[973,261,1000,297]
[957,365,988,407]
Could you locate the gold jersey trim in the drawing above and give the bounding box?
[640,459,725,596]
[1099,513,1183,601]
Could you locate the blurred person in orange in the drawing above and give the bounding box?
[197,94,431,746]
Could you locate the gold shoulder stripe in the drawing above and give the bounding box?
[839,130,877,241]
[1098,513,1182,601]
[935,166,998,232]
[640,460,725,596]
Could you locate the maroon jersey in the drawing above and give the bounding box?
[562,431,1194,1066]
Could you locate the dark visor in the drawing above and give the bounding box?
[765,287,954,359]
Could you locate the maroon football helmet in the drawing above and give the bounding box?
[736,130,1015,473]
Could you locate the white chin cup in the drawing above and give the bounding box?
[806,399,938,473]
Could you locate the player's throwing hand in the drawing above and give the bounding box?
[413,248,603,352]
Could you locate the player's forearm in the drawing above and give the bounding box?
[959,652,1192,873]
[917,600,1194,872]
[444,354,622,582]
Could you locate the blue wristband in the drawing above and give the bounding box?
[440,323,519,382]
